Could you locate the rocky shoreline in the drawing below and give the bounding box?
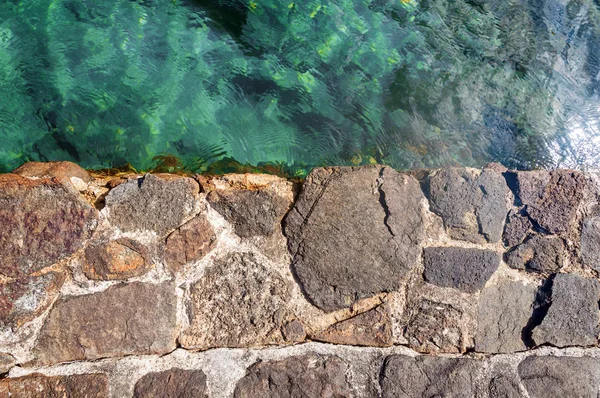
[2,161,600,397]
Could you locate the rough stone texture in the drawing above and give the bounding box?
[428,167,508,243]
[423,247,500,293]
[533,274,600,347]
[104,173,200,237]
[0,272,65,330]
[164,214,216,273]
[581,216,600,271]
[234,355,353,398]
[0,174,98,278]
[518,356,600,398]
[0,373,109,398]
[505,235,565,273]
[34,282,177,365]
[311,306,393,347]
[284,166,425,312]
[83,238,152,280]
[180,252,293,350]
[13,161,93,183]
[488,374,523,398]
[381,355,479,398]
[0,352,15,374]
[475,280,537,353]
[503,210,533,247]
[281,320,306,343]
[208,190,290,237]
[515,170,586,234]
[133,368,208,398]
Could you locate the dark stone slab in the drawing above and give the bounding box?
[34,282,177,366]
[133,368,208,398]
[284,166,425,311]
[164,214,216,273]
[505,235,565,273]
[0,174,98,278]
[234,355,353,398]
[423,247,500,293]
[0,373,108,398]
[518,356,600,398]
[503,210,532,247]
[83,238,152,280]
[475,280,536,353]
[488,374,523,398]
[428,167,508,243]
[515,170,586,234]
[581,216,600,271]
[104,174,199,237]
[208,189,290,237]
[532,274,600,347]
[381,355,479,398]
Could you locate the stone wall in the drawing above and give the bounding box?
[2,161,600,397]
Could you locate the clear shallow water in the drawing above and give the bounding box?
[2,0,600,174]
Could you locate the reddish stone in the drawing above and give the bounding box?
[164,215,216,273]
[83,238,152,280]
[0,373,108,398]
[13,161,92,183]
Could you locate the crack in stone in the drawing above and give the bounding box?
[376,168,396,239]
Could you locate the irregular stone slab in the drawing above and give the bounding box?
[505,235,565,273]
[475,280,537,353]
[581,216,600,271]
[0,353,15,374]
[34,282,177,365]
[133,368,208,398]
[311,305,393,347]
[423,247,500,293]
[284,166,425,311]
[0,174,98,278]
[234,355,353,398]
[180,252,292,350]
[381,355,479,398]
[164,214,216,273]
[518,356,600,398]
[515,170,586,234]
[104,174,200,237]
[83,238,151,280]
[488,374,523,398]
[503,210,533,247]
[0,272,65,330]
[208,190,290,237]
[533,274,600,347]
[13,161,93,183]
[0,373,108,398]
[428,167,508,243]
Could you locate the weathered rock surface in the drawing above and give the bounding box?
[311,305,393,347]
[234,355,353,398]
[284,166,425,311]
[180,252,292,350]
[505,235,565,273]
[488,373,523,398]
[503,210,533,247]
[164,214,216,273]
[0,272,65,330]
[34,282,177,365]
[515,170,586,234]
[104,174,200,236]
[423,247,500,293]
[83,238,151,280]
[518,356,600,398]
[428,167,508,243]
[475,280,537,353]
[0,174,98,277]
[13,161,93,183]
[281,319,306,343]
[0,353,15,374]
[581,216,600,271]
[381,355,479,397]
[133,368,208,398]
[532,274,600,347]
[0,373,109,398]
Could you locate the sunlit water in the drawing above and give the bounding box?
[2,0,600,174]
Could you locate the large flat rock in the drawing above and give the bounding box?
[284,166,425,311]
[0,174,98,277]
[34,282,177,365]
[0,373,108,398]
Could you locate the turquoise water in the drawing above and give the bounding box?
[2,0,600,174]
